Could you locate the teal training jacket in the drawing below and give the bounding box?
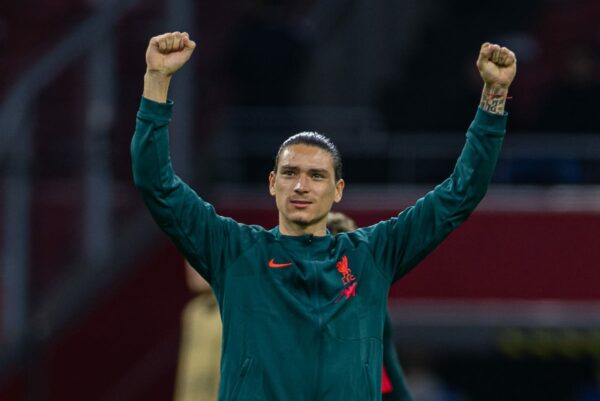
[131,97,506,401]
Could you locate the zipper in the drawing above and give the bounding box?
[307,235,323,400]
[310,237,323,327]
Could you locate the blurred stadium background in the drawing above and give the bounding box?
[1,0,600,400]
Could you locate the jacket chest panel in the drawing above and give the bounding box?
[222,243,386,340]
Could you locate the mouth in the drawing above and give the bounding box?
[290,199,312,209]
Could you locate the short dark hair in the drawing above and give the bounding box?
[273,132,343,181]
[327,212,356,234]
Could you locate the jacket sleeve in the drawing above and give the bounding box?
[131,97,244,284]
[361,108,507,282]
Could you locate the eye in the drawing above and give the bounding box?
[281,169,295,177]
[312,172,325,180]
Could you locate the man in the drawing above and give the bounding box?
[327,212,413,401]
[132,32,516,401]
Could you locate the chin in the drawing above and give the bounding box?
[290,212,327,227]
[284,210,311,224]
[289,215,312,226]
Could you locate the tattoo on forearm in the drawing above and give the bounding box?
[480,86,508,115]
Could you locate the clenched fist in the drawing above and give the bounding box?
[143,32,196,103]
[146,31,196,76]
[476,43,517,88]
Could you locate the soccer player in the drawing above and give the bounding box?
[132,32,516,401]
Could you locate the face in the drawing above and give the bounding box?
[269,144,344,236]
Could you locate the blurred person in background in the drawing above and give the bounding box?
[173,260,221,401]
[131,31,515,401]
[328,211,413,401]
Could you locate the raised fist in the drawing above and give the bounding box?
[145,31,196,77]
[476,43,517,88]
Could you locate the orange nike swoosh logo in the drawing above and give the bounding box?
[268,259,293,268]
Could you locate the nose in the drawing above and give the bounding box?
[294,174,309,193]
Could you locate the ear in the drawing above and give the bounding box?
[334,179,345,203]
[268,171,276,196]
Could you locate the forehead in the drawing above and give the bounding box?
[278,144,335,172]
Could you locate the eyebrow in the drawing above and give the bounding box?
[308,168,330,176]
[279,165,330,176]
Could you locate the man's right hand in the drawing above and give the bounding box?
[146,31,196,76]
[143,32,196,103]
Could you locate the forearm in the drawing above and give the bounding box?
[388,109,506,279]
[479,84,509,115]
[143,71,172,103]
[446,109,506,205]
[131,97,174,189]
[131,98,213,276]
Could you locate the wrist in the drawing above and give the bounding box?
[479,84,509,115]
[145,68,172,78]
[483,83,510,92]
[143,71,172,103]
